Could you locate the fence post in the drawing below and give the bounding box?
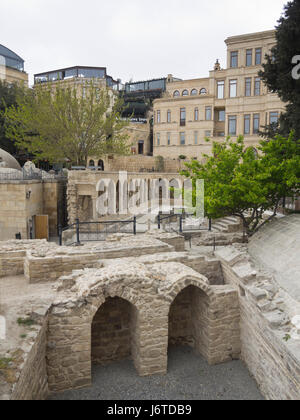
[133,216,137,235]
[58,224,62,246]
[179,215,183,233]
[158,213,161,230]
[76,218,80,245]
[209,218,212,231]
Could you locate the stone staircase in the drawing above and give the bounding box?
[212,216,242,233]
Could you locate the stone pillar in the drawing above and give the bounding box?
[132,303,169,377]
[47,307,93,393]
[204,286,241,365]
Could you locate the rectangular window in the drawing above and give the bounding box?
[157,133,160,146]
[270,112,279,124]
[217,81,225,99]
[246,49,253,67]
[254,77,261,96]
[167,132,171,145]
[194,131,198,144]
[245,78,252,97]
[205,106,212,121]
[228,115,237,135]
[230,51,238,68]
[180,132,185,145]
[255,48,262,65]
[218,110,225,121]
[180,108,186,126]
[253,114,260,134]
[229,79,237,98]
[167,110,171,123]
[157,110,161,123]
[244,114,251,135]
[194,108,199,121]
[205,130,211,138]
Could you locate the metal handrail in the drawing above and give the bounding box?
[157,213,212,233]
[59,217,137,246]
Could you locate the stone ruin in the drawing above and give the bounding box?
[0,226,299,400]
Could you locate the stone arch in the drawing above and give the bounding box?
[168,284,210,354]
[165,276,240,367]
[89,159,95,168]
[91,295,140,370]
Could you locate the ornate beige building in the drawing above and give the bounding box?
[153,30,285,160]
[0,44,28,85]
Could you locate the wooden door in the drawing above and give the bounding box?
[34,215,49,240]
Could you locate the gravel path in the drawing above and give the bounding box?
[49,346,264,400]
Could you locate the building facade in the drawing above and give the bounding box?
[0,44,28,85]
[153,30,286,160]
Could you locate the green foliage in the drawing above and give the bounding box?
[4,81,130,166]
[259,0,300,138]
[0,80,25,154]
[17,318,36,327]
[0,358,12,369]
[283,334,291,342]
[181,135,300,236]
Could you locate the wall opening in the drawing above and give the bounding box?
[168,285,209,354]
[78,195,93,221]
[91,297,138,367]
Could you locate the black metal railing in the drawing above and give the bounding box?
[157,213,212,234]
[0,168,66,181]
[59,217,137,246]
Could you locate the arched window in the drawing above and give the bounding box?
[89,160,95,167]
[173,90,180,97]
[182,90,189,96]
[98,160,104,171]
[191,89,198,96]
[200,88,207,95]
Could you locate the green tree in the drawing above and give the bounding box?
[259,0,300,138]
[0,80,24,155]
[181,135,300,236]
[4,81,130,166]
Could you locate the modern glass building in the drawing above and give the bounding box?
[34,66,120,90]
[0,44,25,71]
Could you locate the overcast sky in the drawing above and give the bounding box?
[1,0,287,86]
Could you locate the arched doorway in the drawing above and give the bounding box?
[91,297,138,367]
[168,285,208,355]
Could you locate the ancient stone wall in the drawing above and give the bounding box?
[216,246,300,400]
[0,180,42,241]
[101,155,186,174]
[0,179,65,241]
[11,318,48,400]
[24,236,173,283]
[0,240,56,278]
[46,261,240,393]
[66,170,185,224]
